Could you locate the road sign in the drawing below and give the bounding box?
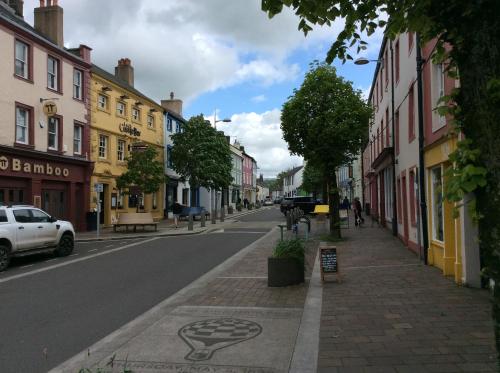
[94,183,103,193]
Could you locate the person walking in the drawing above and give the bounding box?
[243,197,249,209]
[172,201,182,229]
[353,197,364,226]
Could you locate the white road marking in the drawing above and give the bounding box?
[20,264,34,269]
[88,249,98,253]
[104,245,113,248]
[0,237,159,284]
[70,254,79,257]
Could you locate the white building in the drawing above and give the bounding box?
[282,166,304,197]
[228,140,243,208]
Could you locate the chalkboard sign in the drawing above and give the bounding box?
[320,247,337,273]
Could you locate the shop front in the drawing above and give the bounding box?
[0,146,93,231]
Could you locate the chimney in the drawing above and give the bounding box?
[4,0,24,17]
[34,0,63,47]
[161,91,183,116]
[115,58,134,87]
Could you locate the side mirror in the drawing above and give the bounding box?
[49,216,57,223]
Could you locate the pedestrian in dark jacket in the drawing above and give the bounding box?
[172,202,182,228]
[243,198,249,208]
[353,197,364,226]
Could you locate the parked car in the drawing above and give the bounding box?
[0,205,75,271]
[280,196,317,215]
[273,197,282,204]
[263,198,274,206]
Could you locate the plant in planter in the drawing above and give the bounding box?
[227,205,234,214]
[236,203,242,212]
[268,239,305,287]
[248,203,254,210]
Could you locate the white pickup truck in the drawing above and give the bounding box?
[0,205,75,271]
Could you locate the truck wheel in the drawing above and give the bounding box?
[0,245,11,272]
[55,234,74,257]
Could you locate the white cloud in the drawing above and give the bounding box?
[251,95,267,103]
[217,109,303,178]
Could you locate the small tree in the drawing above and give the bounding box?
[281,62,371,237]
[116,145,165,212]
[171,115,233,207]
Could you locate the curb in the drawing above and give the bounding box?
[75,228,206,243]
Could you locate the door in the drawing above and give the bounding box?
[12,209,38,250]
[402,174,409,245]
[42,190,66,220]
[31,208,58,246]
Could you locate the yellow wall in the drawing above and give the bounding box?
[90,72,164,226]
[425,136,463,283]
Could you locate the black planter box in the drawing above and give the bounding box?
[268,257,304,287]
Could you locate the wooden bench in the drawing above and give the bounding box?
[113,212,158,232]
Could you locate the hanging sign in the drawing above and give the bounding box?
[43,101,58,117]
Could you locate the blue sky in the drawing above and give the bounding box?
[23,0,382,177]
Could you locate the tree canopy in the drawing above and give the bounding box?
[171,115,233,191]
[116,145,165,209]
[281,62,371,236]
[301,161,324,198]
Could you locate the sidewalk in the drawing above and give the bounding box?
[317,220,497,372]
[76,208,265,242]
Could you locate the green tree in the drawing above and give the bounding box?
[171,115,233,199]
[116,145,165,212]
[301,162,324,199]
[262,0,500,357]
[269,170,287,195]
[281,62,371,237]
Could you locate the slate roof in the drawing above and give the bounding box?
[284,165,303,177]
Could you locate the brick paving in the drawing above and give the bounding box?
[317,219,498,373]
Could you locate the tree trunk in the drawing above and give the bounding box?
[450,9,500,361]
[328,175,341,238]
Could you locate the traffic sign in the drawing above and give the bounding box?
[94,183,103,193]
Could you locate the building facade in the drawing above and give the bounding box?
[90,59,164,226]
[283,165,304,197]
[162,93,192,216]
[242,151,255,203]
[0,0,93,231]
[228,140,243,208]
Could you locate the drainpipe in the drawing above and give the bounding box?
[416,33,429,264]
[390,40,398,237]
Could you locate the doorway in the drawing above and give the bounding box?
[42,189,66,220]
[98,184,108,225]
[402,174,409,245]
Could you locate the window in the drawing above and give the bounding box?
[435,63,446,129]
[15,106,29,144]
[385,108,390,147]
[48,117,59,150]
[0,210,7,223]
[397,177,402,223]
[176,122,181,133]
[13,209,31,223]
[408,32,414,53]
[152,192,157,210]
[15,40,29,79]
[379,74,383,101]
[167,145,173,168]
[408,84,415,141]
[128,193,138,209]
[431,166,444,241]
[31,209,50,223]
[117,190,124,209]
[98,135,108,158]
[73,69,83,100]
[147,114,154,128]
[409,170,416,226]
[116,101,126,116]
[395,110,400,155]
[73,124,82,155]
[384,49,389,87]
[98,94,108,110]
[395,40,400,83]
[132,107,140,122]
[167,118,172,132]
[117,139,125,161]
[47,56,60,91]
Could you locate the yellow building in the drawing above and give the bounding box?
[89,59,164,226]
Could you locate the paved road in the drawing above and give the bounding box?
[0,208,281,373]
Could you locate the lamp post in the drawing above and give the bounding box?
[355,53,398,237]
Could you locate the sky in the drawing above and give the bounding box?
[23,0,382,178]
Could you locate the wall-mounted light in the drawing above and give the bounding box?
[101,86,112,92]
[135,101,143,106]
[120,95,130,100]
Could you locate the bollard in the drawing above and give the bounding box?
[200,210,206,227]
[188,214,194,231]
[286,211,292,230]
[221,208,225,222]
[211,210,216,224]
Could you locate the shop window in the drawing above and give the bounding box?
[128,194,138,209]
[117,139,126,161]
[47,56,60,92]
[99,135,108,159]
[431,166,444,242]
[14,39,30,80]
[73,69,83,100]
[98,94,108,110]
[74,124,82,155]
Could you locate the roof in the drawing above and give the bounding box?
[91,64,162,110]
[284,166,303,177]
[164,108,186,123]
[0,3,88,67]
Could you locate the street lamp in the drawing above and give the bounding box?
[354,49,397,238]
[213,109,231,129]
[211,110,232,218]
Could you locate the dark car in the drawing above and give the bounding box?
[273,197,282,204]
[280,196,317,215]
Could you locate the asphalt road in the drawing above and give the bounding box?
[0,208,281,373]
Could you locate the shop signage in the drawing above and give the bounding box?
[0,155,69,177]
[319,245,341,283]
[43,101,58,117]
[119,122,141,137]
